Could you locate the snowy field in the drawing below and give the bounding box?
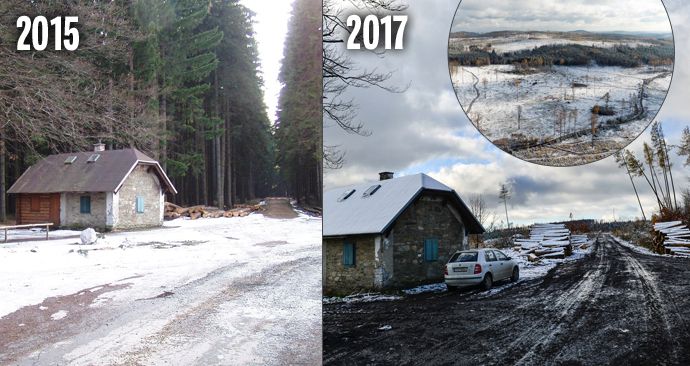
[0,212,322,365]
[449,34,654,54]
[451,63,671,165]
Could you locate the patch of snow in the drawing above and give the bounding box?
[50,310,67,320]
[402,282,448,295]
[610,235,664,256]
[322,293,403,304]
[378,325,392,331]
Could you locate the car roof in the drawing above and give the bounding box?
[455,248,501,253]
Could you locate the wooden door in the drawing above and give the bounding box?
[49,193,60,226]
[16,194,60,226]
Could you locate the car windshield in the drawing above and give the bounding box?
[449,251,478,262]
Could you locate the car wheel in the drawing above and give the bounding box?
[481,273,493,291]
[511,267,519,282]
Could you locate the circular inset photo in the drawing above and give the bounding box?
[448,0,674,166]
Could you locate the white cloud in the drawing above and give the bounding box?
[452,0,672,33]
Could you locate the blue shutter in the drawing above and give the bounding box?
[136,196,145,213]
[80,196,91,214]
[343,241,355,267]
[424,239,439,261]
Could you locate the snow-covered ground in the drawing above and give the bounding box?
[610,234,663,257]
[0,227,81,242]
[449,34,654,54]
[0,212,322,365]
[451,63,671,164]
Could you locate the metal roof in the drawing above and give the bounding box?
[8,148,177,194]
[323,173,484,237]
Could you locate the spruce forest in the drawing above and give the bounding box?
[0,0,322,220]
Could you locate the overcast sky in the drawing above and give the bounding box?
[324,0,689,227]
[240,0,295,125]
[451,0,672,33]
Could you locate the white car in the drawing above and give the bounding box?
[444,248,519,290]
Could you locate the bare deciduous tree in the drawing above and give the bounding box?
[469,194,496,247]
[322,0,408,168]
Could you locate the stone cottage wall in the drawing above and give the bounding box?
[387,194,466,288]
[323,236,377,296]
[61,192,108,229]
[116,164,163,229]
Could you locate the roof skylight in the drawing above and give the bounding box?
[338,189,356,202]
[64,156,77,164]
[87,154,100,163]
[362,184,381,198]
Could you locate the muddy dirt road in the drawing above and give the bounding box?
[324,235,690,365]
[262,197,299,219]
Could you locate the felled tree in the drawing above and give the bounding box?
[614,151,646,221]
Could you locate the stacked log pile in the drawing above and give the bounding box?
[514,223,577,261]
[653,221,690,257]
[164,202,261,220]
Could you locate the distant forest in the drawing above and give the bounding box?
[449,43,674,68]
[0,0,321,220]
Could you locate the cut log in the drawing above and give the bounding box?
[542,252,566,259]
[534,248,564,256]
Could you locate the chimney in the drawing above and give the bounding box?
[93,142,105,152]
[379,171,394,181]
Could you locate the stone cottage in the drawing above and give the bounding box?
[323,172,485,295]
[8,144,176,230]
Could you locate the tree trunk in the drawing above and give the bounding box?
[624,165,646,221]
[663,138,678,210]
[201,139,208,205]
[225,100,233,207]
[214,135,223,207]
[503,200,510,229]
[158,48,167,170]
[0,135,6,223]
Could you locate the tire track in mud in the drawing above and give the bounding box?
[511,235,675,365]
[612,235,683,364]
[491,237,608,365]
